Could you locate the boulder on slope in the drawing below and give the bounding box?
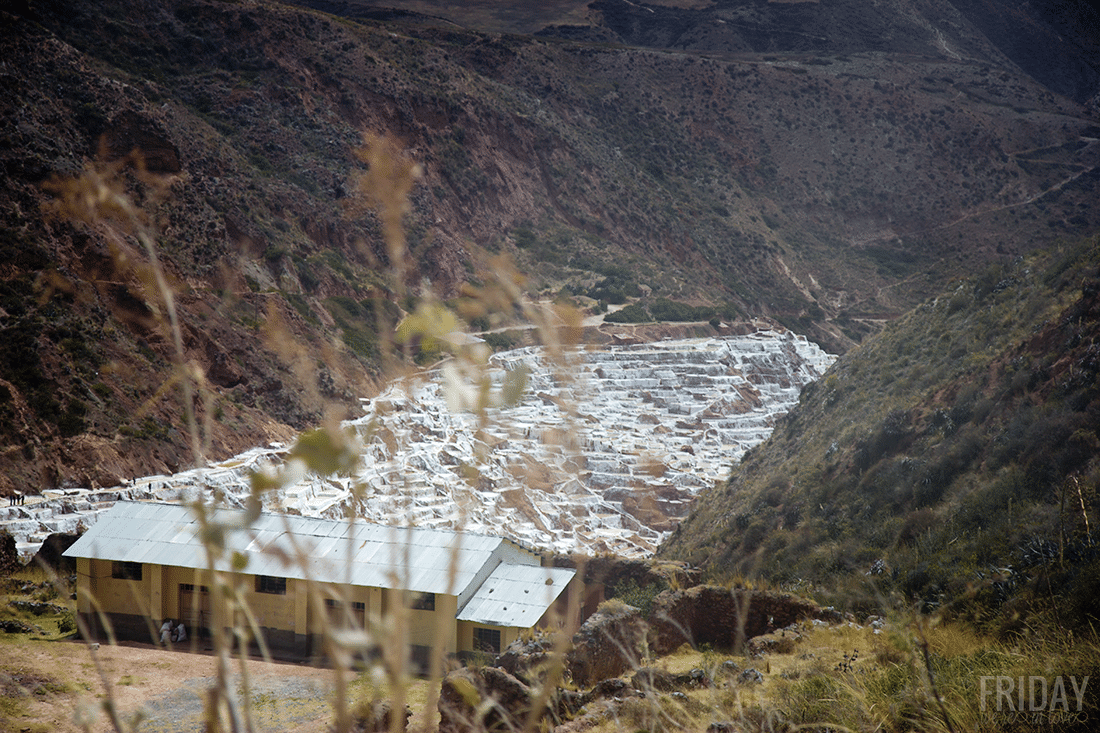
[647,585,833,655]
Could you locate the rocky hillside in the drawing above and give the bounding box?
[660,235,1100,632]
[2,0,1098,493]
[303,0,1100,109]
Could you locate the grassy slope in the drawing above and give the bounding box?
[661,235,1100,634]
[4,562,1096,732]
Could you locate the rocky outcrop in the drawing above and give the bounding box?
[0,530,18,575]
[550,553,700,618]
[631,666,713,692]
[554,554,699,591]
[647,586,827,656]
[565,601,648,687]
[30,532,79,574]
[585,677,635,701]
[439,666,540,733]
[495,632,558,683]
[746,626,802,657]
[0,618,43,634]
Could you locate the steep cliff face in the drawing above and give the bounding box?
[2,0,1098,492]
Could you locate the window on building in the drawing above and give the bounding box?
[474,627,501,655]
[111,561,142,581]
[410,592,435,611]
[326,598,366,626]
[255,575,287,595]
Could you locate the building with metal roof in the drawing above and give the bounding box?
[63,501,578,662]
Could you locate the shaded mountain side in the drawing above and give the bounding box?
[583,0,1009,62]
[2,0,1098,492]
[586,0,1100,110]
[949,0,1100,109]
[288,0,1100,346]
[660,236,1100,631]
[303,0,1100,109]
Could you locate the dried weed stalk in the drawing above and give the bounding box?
[50,131,586,733]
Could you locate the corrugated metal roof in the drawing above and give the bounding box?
[456,563,575,628]
[63,502,521,596]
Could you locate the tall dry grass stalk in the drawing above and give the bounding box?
[47,131,586,733]
[45,149,212,467]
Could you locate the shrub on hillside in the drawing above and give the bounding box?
[607,578,667,618]
[648,298,715,322]
[586,275,642,304]
[483,331,519,352]
[604,303,650,323]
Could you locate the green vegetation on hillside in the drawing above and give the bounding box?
[662,236,1100,636]
[604,302,651,324]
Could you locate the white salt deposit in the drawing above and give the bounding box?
[1,332,834,559]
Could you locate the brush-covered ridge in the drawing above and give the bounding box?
[661,235,1100,634]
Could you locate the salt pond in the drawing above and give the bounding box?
[2,332,834,559]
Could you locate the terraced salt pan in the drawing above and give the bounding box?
[1,332,834,559]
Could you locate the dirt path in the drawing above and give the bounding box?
[4,637,431,733]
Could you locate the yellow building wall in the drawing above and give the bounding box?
[87,558,151,618]
[381,588,458,655]
[77,559,171,641]
[456,621,519,656]
[160,566,208,620]
[503,626,520,651]
[84,561,218,627]
[245,576,297,633]
[309,583,382,635]
[75,557,94,615]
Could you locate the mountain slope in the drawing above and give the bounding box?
[303,0,1100,109]
[659,236,1100,630]
[1,0,1098,492]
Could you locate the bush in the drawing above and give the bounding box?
[604,303,650,323]
[57,399,87,438]
[586,275,642,304]
[649,298,714,322]
[57,612,76,635]
[341,327,376,359]
[607,578,667,618]
[359,296,401,325]
[483,332,518,352]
